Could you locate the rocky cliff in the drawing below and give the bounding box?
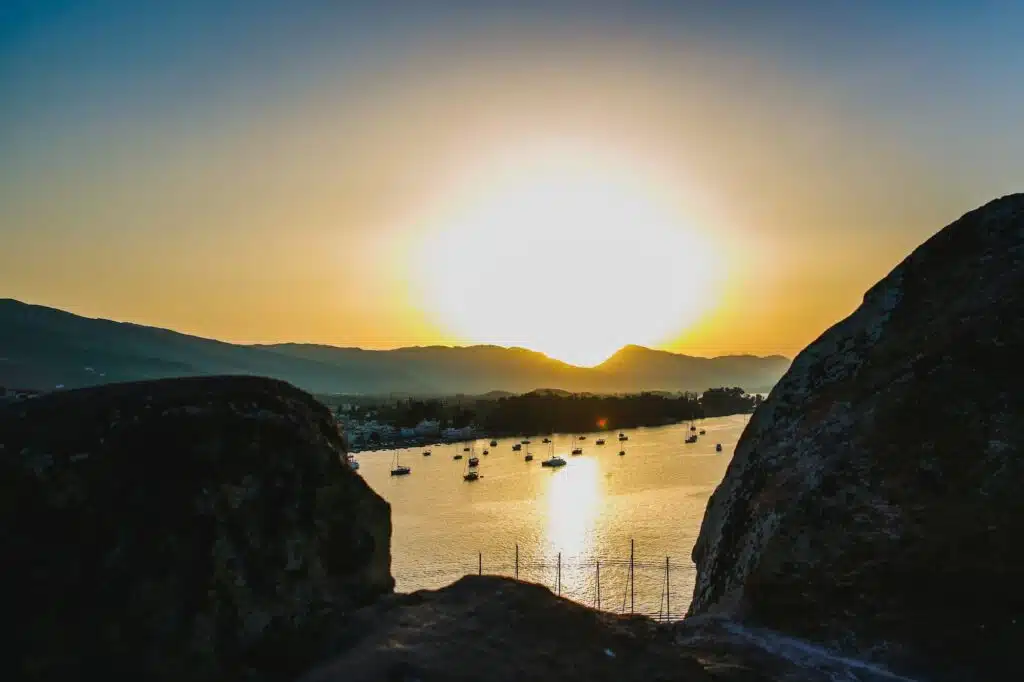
[0,376,392,681]
[688,194,1024,679]
[300,575,716,682]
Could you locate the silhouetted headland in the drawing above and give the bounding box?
[0,299,789,396]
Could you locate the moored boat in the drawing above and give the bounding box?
[390,452,410,476]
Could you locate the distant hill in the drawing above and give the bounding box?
[0,299,790,395]
[595,345,789,394]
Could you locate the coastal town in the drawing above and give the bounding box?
[339,415,473,452]
[331,387,762,452]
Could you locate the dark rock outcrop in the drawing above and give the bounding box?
[688,194,1024,679]
[0,376,392,681]
[300,575,714,682]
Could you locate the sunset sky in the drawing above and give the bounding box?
[3,1,1023,366]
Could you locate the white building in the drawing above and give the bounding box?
[414,420,440,436]
[442,426,473,440]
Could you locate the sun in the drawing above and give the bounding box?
[413,143,723,366]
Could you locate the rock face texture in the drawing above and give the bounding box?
[688,194,1024,679]
[300,575,715,682]
[0,376,392,681]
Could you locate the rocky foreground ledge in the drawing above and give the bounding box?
[3,195,1023,681]
[0,376,392,681]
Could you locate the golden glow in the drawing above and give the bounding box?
[415,142,724,366]
[0,29,952,360]
[544,456,602,558]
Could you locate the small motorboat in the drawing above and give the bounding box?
[716,443,723,452]
[512,444,522,451]
[454,454,463,460]
[422,450,432,457]
[482,449,489,455]
[685,434,698,444]
[490,440,498,447]
[618,449,626,456]
[542,437,551,443]
[346,455,360,470]
[521,439,531,444]
[699,429,706,435]
[595,439,605,445]
[468,456,479,467]
[463,470,480,482]
[618,433,628,441]
[524,453,534,462]
[463,446,471,452]
[541,456,566,468]
[578,435,586,441]
[571,447,583,456]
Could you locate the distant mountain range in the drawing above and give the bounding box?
[0,299,791,395]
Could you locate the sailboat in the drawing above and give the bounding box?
[618,432,628,441]
[542,440,566,468]
[390,452,411,476]
[685,420,698,444]
[524,444,534,462]
[571,436,583,455]
[467,443,479,467]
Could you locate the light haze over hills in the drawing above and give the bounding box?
[0,299,789,395]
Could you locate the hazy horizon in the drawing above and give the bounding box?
[3,297,791,367]
[4,1,1023,366]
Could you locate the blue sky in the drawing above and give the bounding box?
[4,1,1021,131]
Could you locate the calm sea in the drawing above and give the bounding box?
[354,414,749,619]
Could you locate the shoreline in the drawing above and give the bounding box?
[345,411,753,454]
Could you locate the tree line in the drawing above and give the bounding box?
[333,387,762,434]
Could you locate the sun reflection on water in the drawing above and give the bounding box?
[544,456,604,560]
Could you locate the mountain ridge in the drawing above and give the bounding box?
[0,298,790,394]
